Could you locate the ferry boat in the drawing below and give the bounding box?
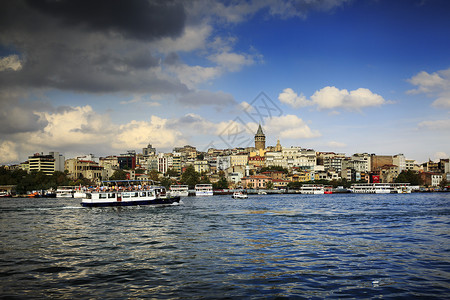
[232,191,248,199]
[300,184,325,195]
[350,183,411,194]
[56,187,74,198]
[324,186,333,194]
[81,181,180,207]
[169,185,189,197]
[195,184,213,196]
[73,186,88,198]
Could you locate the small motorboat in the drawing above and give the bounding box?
[232,191,248,199]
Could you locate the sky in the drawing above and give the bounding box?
[1,0,449,165]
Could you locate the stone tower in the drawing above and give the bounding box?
[254,124,266,151]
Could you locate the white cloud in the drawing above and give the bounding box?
[209,51,255,72]
[113,116,186,150]
[418,119,450,130]
[0,55,22,71]
[407,67,450,109]
[311,86,385,110]
[264,115,321,139]
[433,152,449,161]
[278,86,386,110]
[278,88,311,108]
[168,64,221,89]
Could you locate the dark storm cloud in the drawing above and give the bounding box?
[0,0,189,94]
[177,90,236,107]
[26,0,186,41]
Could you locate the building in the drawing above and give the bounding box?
[28,152,65,175]
[143,144,156,156]
[241,175,271,189]
[420,172,443,187]
[254,124,266,151]
[371,155,394,172]
[118,151,136,169]
[65,159,104,183]
[194,160,210,174]
[230,154,248,167]
[272,179,290,189]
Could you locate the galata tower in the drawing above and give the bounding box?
[254,124,266,151]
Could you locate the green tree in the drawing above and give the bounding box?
[181,165,200,188]
[213,176,228,189]
[166,168,179,177]
[259,166,289,174]
[266,181,274,189]
[110,169,128,180]
[395,170,423,185]
[148,170,160,181]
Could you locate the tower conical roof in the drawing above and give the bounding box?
[256,124,264,136]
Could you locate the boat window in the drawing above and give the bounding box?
[122,193,130,198]
[140,192,146,197]
[132,192,138,197]
[108,193,115,198]
[99,194,107,199]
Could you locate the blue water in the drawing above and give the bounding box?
[1,193,449,299]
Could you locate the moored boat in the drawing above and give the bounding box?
[56,187,74,198]
[195,184,213,196]
[169,185,189,197]
[300,184,325,195]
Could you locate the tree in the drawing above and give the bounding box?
[181,165,200,188]
[166,168,179,177]
[266,181,274,189]
[110,169,128,180]
[213,176,228,189]
[148,170,160,181]
[395,170,423,185]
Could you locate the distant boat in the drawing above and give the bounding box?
[195,184,213,196]
[0,191,11,198]
[56,187,74,198]
[169,185,189,197]
[300,184,325,195]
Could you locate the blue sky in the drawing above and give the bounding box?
[0,0,449,164]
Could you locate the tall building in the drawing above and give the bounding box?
[28,152,65,175]
[143,144,156,156]
[255,124,266,151]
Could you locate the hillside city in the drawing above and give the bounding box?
[1,125,449,193]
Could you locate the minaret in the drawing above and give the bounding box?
[254,124,266,151]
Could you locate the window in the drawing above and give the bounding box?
[99,194,107,199]
[108,193,115,199]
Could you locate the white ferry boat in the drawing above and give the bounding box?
[81,184,180,207]
[300,184,325,195]
[73,186,88,198]
[350,183,411,194]
[195,184,213,196]
[56,187,74,198]
[169,185,189,197]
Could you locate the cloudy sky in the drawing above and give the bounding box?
[1,0,449,164]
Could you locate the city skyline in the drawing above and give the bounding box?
[1,0,449,165]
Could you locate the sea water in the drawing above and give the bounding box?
[0,193,449,299]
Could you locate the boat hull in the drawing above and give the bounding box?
[81,196,181,208]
